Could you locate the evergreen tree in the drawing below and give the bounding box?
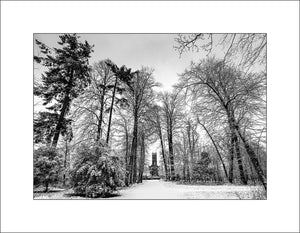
[34,146,62,192]
[34,34,94,147]
[104,61,134,144]
[34,112,72,144]
[192,152,215,182]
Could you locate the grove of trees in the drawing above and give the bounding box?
[34,33,267,197]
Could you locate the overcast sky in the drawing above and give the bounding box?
[34,34,207,91]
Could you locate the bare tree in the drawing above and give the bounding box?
[159,90,184,180]
[147,104,170,180]
[92,60,115,141]
[69,60,114,145]
[174,33,266,72]
[178,58,266,189]
[113,107,132,186]
[126,67,159,184]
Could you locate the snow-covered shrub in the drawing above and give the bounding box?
[70,141,124,198]
[34,146,62,192]
[192,152,215,182]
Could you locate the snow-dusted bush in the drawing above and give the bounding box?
[192,152,215,182]
[70,141,124,198]
[34,146,62,192]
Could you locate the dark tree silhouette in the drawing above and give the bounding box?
[34,34,94,147]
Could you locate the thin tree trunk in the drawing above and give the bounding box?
[138,132,145,183]
[183,136,190,182]
[158,124,169,180]
[44,180,49,192]
[124,128,129,186]
[187,122,194,180]
[215,160,222,182]
[96,87,106,141]
[168,117,175,180]
[192,130,196,173]
[63,140,68,186]
[248,156,255,184]
[133,147,138,183]
[168,156,171,178]
[228,131,235,183]
[188,122,194,164]
[129,108,138,184]
[106,76,118,144]
[183,163,186,181]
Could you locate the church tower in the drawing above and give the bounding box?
[149,152,159,177]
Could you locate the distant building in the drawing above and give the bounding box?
[149,152,159,177]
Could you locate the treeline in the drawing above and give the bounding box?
[33,34,266,197]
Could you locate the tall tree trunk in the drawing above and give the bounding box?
[63,140,68,186]
[106,76,118,144]
[192,130,196,169]
[129,108,138,184]
[138,132,145,183]
[187,122,194,180]
[225,107,247,184]
[215,160,222,182]
[198,120,229,181]
[233,131,247,185]
[133,148,138,183]
[158,124,169,180]
[168,117,175,180]
[228,112,247,185]
[168,156,172,178]
[52,68,73,148]
[247,156,255,184]
[237,127,267,190]
[44,180,49,192]
[96,86,106,141]
[228,131,235,183]
[124,128,129,186]
[182,161,186,181]
[183,136,190,182]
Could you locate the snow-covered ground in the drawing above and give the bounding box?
[34,180,265,199]
[111,180,264,199]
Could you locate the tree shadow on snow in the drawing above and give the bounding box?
[63,192,121,199]
[34,189,65,193]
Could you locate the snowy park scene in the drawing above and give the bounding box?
[33,33,267,200]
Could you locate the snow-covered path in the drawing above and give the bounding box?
[111,179,260,199]
[34,179,264,199]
